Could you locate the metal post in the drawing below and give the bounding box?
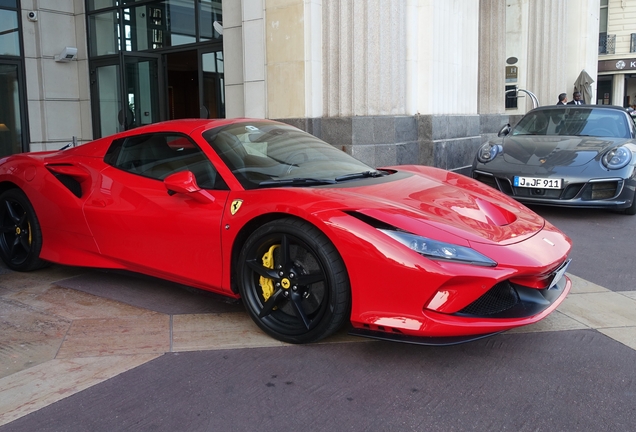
[505,86,540,109]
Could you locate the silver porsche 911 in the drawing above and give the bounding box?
[472,105,636,214]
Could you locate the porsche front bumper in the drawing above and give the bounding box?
[473,170,636,210]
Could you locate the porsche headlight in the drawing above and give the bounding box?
[476,142,502,163]
[379,229,497,267]
[602,146,632,170]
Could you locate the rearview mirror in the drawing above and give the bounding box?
[498,124,511,137]
[164,171,215,204]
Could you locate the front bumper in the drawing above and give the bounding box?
[473,170,635,210]
[349,272,571,344]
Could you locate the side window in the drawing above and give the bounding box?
[104,133,227,190]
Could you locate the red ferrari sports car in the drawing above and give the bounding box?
[0,119,572,344]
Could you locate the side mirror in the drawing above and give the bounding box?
[497,124,511,137]
[164,171,215,204]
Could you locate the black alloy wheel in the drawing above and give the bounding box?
[0,189,48,271]
[237,218,350,344]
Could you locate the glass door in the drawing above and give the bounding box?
[90,54,162,138]
[163,47,224,120]
[91,61,122,138]
[0,61,27,157]
[124,54,162,128]
[200,48,225,118]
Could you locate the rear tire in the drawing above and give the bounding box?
[0,189,49,271]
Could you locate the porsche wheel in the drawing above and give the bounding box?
[237,218,350,344]
[0,189,48,271]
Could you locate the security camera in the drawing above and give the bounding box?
[27,11,38,21]
[213,20,223,35]
[55,47,78,63]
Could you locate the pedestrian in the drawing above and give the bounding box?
[567,91,584,105]
[556,93,568,105]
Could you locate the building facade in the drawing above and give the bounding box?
[597,0,636,108]
[0,0,600,173]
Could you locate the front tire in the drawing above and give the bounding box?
[0,189,48,271]
[237,218,350,344]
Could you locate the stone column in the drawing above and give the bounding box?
[478,0,509,145]
[613,73,626,107]
[526,0,568,108]
[323,0,407,117]
[478,0,506,115]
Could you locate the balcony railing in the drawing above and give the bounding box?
[599,33,615,54]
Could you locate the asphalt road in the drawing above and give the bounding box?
[2,332,636,432]
[1,204,635,432]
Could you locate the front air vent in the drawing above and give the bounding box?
[458,281,520,316]
[588,181,619,200]
[343,211,395,230]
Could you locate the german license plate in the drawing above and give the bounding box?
[513,176,562,189]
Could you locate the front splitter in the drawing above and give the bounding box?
[348,328,503,346]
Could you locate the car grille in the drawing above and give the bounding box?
[562,184,584,199]
[473,173,514,195]
[585,181,620,200]
[513,187,563,198]
[458,281,519,316]
[473,172,498,189]
[474,171,622,202]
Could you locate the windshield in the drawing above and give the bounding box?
[511,107,631,138]
[202,121,378,189]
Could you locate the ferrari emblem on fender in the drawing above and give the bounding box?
[230,199,243,215]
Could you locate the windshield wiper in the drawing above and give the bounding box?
[258,178,337,188]
[334,170,387,182]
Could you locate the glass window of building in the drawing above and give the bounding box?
[0,0,28,157]
[87,0,225,139]
[599,0,610,54]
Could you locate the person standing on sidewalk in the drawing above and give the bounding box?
[557,93,568,105]
[567,91,584,105]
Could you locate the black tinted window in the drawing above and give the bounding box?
[202,121,373,190]
[512,108,631,138]
[104,133,227,190]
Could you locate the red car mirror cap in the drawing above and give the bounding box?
[164,171,215,204]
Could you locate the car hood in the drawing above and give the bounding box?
[324,166,545,246]
[501,135,630,167]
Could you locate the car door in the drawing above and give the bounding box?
[83,132,230,291]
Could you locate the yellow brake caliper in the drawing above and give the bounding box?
[259,245,279,301]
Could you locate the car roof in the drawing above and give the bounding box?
[529,105,630,114]
[118,118,281,136]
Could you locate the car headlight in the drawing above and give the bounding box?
[602,146,632,170]
[378,229,497,267]
[476,142,502,163]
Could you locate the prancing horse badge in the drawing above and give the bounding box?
[230,199,243,215]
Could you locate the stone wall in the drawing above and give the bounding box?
[280,113,511,176]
